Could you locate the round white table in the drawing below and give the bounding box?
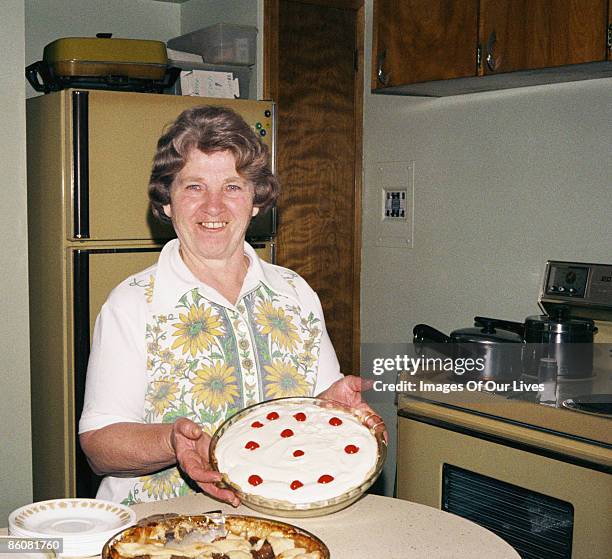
[126,493,520,559]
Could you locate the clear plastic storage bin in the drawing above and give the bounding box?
[168,24,257,66]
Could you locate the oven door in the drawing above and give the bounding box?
[397,411,611,559]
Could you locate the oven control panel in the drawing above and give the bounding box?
[540,261,612,319]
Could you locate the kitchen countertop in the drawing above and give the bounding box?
[1,494,520,559]
[399,324,612,449]
[397,366,612,470]
[396,354,612,442]
[127,494,521,558]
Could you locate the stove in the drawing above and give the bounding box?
[396,261,612,559]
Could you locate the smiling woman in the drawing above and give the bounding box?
[163,150,259,293]
[149,105,277,223]
[77,105,384,507]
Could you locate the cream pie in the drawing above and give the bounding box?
[213,400,379,505]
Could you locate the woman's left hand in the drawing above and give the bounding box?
[317,376,388,442]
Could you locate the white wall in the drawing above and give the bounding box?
[361,1,612,342]
[180,0,259,31]
[0,0,32,525]
[360,0,612,497]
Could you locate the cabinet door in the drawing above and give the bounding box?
[372,0,479,88]
[479,0,609,75]
[273,1,362,373]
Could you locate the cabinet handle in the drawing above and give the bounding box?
[486,31,500,72]
[377,49,390,86]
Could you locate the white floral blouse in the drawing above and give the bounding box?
[79,239,342,505]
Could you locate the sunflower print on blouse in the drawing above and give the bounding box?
[130,277,324,504]
[171,302,224,357]
[140,468,183,500]
[253,300,301,351]
[263,358,310,399]
[146,378,180,416]
[192,362,240,410]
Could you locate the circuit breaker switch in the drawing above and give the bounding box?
[383,189,407,220]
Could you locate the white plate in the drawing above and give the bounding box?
[9,499,135,538]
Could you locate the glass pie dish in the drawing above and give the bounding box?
[209,397,387,518]
[102,513,330,559]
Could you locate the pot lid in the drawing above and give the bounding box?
[450,326,522,344]
[524,314,596,334]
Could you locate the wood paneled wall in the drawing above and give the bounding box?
[264,0,364,375]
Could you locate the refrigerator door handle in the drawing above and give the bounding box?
[72,90,90,239]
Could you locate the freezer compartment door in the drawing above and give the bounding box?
[69,89,275,242]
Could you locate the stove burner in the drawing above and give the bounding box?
[561,394,612,417]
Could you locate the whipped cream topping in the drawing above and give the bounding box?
[214,401,378,505]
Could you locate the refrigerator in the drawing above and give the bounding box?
[26,89,276,500]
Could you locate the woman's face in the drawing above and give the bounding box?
[164,149,259,265]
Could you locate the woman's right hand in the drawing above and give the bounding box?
[171,418,240,507]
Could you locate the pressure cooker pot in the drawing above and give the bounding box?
[522,307,597,379]
[413,319,524,381]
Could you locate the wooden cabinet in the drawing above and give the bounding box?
[372,0,612,95]
[373,1,479,86]
[479,0,608,74]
